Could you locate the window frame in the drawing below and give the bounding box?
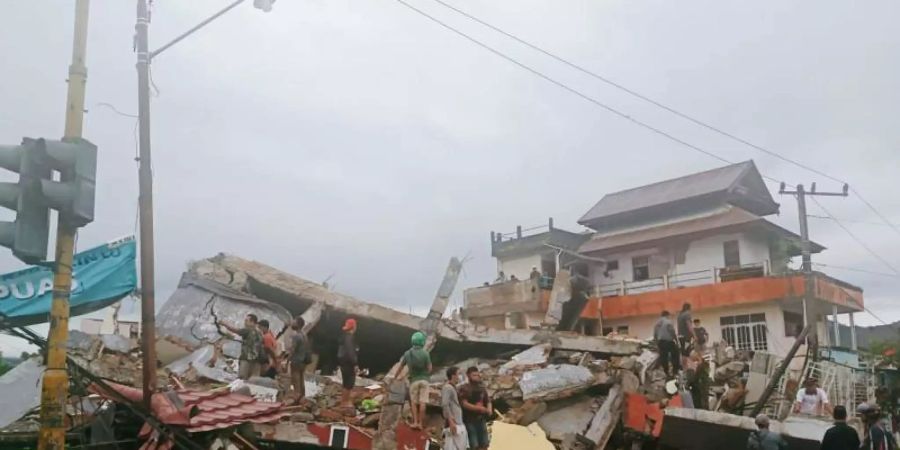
[329,425,350,448]
[632,256,650,281]
[720,313,768,351]
[723,240,741,268]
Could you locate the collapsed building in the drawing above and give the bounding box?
[0,160,881,450]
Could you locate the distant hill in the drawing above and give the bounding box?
[827,320,900,349]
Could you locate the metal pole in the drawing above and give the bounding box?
[38,1,90,448]
[136,0,158,406]
[832,305,841,347]
[796,184,816,345]
[849,312,857,351]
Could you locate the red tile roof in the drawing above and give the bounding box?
[90,381,289,449]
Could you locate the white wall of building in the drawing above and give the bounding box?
[602,301,797,357]
[499,254,542,281]
[588,231,773,292]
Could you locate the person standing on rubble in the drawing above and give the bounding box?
[337,318,359,409]
[820,405,861,450]
[459,366,492,450]
[442,367,468,450]
[654,310,680,376]
[258,320,279,378]
[677,303,695,357]
[747,414,788,450]
[222,313,263,380]
[287,316,311,404]
[398,331,433,430]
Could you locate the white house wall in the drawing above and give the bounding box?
[601,301,797,357]
[589,231,774,291]
[499,254,542,281]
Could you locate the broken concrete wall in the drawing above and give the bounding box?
[156,274,292,359]
[165,254,642,375]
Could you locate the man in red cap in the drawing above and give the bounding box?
[337,318,358,409]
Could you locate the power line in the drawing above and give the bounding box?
[812,262,900,279]
[394,0,736,167]
[808,215,900,227]
[392,0,900,323]
[810,197,900,276]
[426,0,900,241]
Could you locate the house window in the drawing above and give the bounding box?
[329,425,349,448]
[616,326,630,335]
[632,256,650,281]
[606,260,619,271]
[723,240,741,267]
[720,313,767,351]
[784,311,804,337]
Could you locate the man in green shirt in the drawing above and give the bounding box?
[398,331,432,429]
[222,313,263,380]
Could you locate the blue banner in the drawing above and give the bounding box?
[0,236,137,327]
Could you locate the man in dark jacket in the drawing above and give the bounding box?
[337,318,358,409]
[654,310,680,376]
[821,405,860,450]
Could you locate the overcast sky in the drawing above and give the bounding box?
[1,0,898,354]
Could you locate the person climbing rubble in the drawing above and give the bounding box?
[685,350,711,410]
[793,378,832,416]
[654,310,680,377]
[397,331,433,430]
[221,313,263,380]
[337,318,359,409]
[677,303,695,357]
[442,366,468,450]
[459,366,492,450]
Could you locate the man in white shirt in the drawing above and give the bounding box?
[793,378,832,416]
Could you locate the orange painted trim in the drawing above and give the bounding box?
[593,274,863,320]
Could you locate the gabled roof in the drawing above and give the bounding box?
[579,207,824,255]
[578,161,779,230]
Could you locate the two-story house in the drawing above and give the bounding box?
[463,161,864,357]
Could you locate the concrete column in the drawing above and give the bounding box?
[832,305,841,347]
[849,312,858,351]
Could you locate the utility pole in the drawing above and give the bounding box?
[38,0,90,448]
[135,0,158,407]
[134,0,273,407]
[779,182,848,353]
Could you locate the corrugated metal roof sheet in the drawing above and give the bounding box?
[578,161,759,225]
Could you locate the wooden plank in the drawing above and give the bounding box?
[580,384,624,448]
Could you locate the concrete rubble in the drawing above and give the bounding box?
[0,252,858,449]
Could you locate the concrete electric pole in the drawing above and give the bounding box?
[779,182,849,354]
[38,1,91,448]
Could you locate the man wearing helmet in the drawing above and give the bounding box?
[398,331,433,429]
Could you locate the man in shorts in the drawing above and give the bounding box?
[398,331,432,429]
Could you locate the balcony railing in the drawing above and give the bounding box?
[595,261,771,297]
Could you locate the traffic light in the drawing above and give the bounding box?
[0,137,97,264]
[37,138,97,227]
